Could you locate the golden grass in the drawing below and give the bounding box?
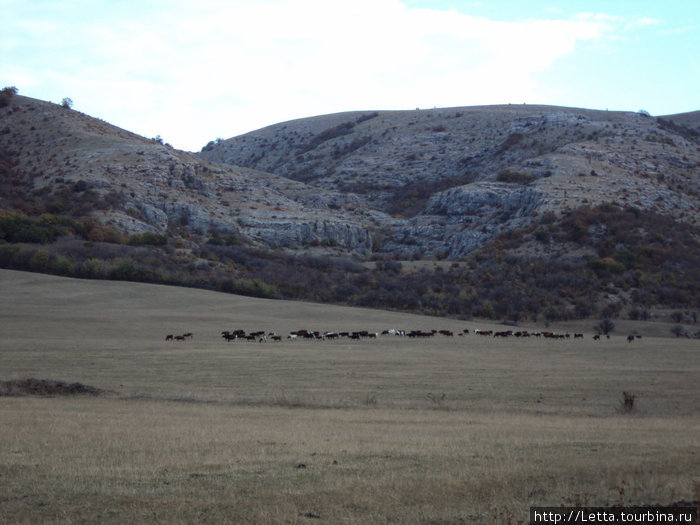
[0,269,698,523]
[1,398,697,524]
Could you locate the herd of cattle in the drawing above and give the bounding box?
[165,328,642,343]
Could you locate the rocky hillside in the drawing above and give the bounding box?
[200,105,700,258]
[0,94,373,254]
[1,89,698,324]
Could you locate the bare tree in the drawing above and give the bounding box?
[595,318,615,335]
[670,325,685,338]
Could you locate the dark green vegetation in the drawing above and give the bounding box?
[1,203,698,321]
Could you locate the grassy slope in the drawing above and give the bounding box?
[0,269,698,523]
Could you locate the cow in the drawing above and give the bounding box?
[165,334,174,341]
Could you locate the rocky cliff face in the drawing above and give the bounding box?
[200,105,700,257]
[2,95,699,261]
[0,96,375,254]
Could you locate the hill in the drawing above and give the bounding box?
[200,104,700,257]
[0,93,374,253]
[1,88,699,324]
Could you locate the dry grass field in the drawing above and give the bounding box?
[0,269,698,524]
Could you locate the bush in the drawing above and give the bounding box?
[590,257,625,276]
[0,86,18,108]
[595,318,615,335]
[496,170,535,185]
[127,232,167,247]
[0,214,66,244]
[618,391,636,413]
[670,325,685,337]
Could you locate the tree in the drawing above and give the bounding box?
[670,325,685,338]
[595,318,615,335]
[61,97,73,109]
[0,86,18,107]
[670,311,684,323]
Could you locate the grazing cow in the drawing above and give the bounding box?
[408,330,433,338]
[574,333,584,339]
[627,334,635,343]
[165,334,174,341]
[271,335,282,342]
[593,334,601,340]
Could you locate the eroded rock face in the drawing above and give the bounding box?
[237,217,372,253]
[200,105,700,261]
[380,183,545,258]
[425,183,544,219]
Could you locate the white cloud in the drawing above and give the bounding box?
[2,0,619,150]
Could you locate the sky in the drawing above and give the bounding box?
[1,0,698,152]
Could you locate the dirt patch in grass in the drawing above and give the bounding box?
[0,378,104,397]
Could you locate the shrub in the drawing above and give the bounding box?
[108,257,138,280]
[29,249,51,271]
[534,229,549,243]
[619,391,636,413]
[595,318,615,335]
[496,170,535,185]
[0,86,18,107]
[590,257,625,275]
[670,325,685,337]
[127,232,167,247]
[496,132,524,155]
[0,213,66,244]
[72,180,89,192]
